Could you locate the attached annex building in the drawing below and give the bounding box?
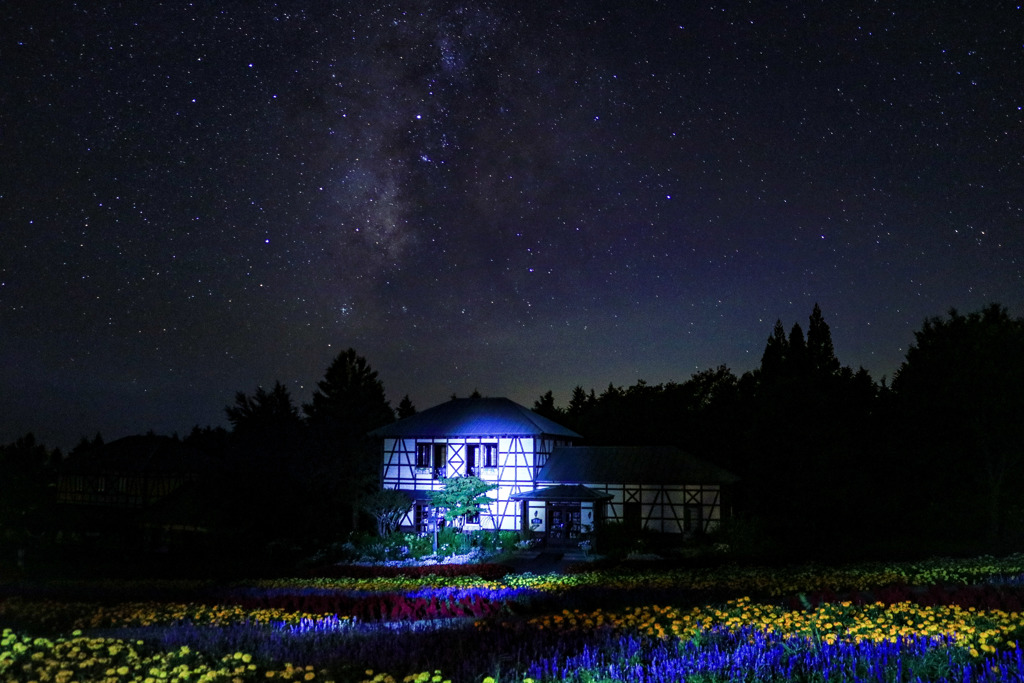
[372,397,736,547]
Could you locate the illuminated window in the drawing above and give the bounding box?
[466,443,497,476]
[415,443,432,468]
[415,443,446,469]
[415,442,447,478]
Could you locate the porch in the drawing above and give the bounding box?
[511,484,613,550]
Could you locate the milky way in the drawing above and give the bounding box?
[2,2,1021,447]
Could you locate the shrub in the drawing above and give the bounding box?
[709,513,774,559]
[468,529,519,554]
[435,527,469,556]
[595,521,644,558]
[403,532,434,559]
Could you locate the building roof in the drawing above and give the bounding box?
[539,445,739,485]
[510,483,613,502]
[369,397,582,439]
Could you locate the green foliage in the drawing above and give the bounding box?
[402,532,434,559]
[361,489,412,538]
[427,476,496,530]
[468,529,519,555]
[435,526,470,556]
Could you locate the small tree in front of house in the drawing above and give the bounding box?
[428,476,496,531]
[362,489,412,538]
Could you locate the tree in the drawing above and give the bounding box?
[532,390,563,422]
[361,489,412,537]
[733,305,884,556]
[396,395,417,419]
[70,433,104,458]
[807,303,841,376]
[760,319,789,379]
[563,386,596,438]
[567,386,593,416]
[303,348,395,440]
[183,425,230,460]
[787,322,810,377]
[0,434,59,548]
[303,349,396,535]
[222,382,307,540]
[428,476,497,531]
[225,381,304,461]
[892,303,1024,548]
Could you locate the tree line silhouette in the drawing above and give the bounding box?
[1,303,1022,561]
[529,303,1024,557]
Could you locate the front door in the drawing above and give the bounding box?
[546,502,582,547]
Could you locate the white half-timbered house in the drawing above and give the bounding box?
[372,397,737,547]
[371,397,582,533]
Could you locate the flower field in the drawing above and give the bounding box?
[2,554,1024,682]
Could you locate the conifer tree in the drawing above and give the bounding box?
[759,320,789,378]
[396,395,417,419]
[787,322,809,376]
[303,348,394,440]
[807,303,841,376]
[303,349,395,533]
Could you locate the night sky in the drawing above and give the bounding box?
[3,2,1021,449]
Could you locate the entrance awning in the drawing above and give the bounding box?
[511,484,612,502]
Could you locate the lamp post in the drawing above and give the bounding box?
[432,505,438,555]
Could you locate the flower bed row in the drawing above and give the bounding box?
[0,591,507,633]
[222,585,537,620]
[1,628,333,683]
[520,626,1024,683]
[492,596,1024,657]
[305,562,513,581]
[793,581,1024,612]
[8,554,1022,605]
